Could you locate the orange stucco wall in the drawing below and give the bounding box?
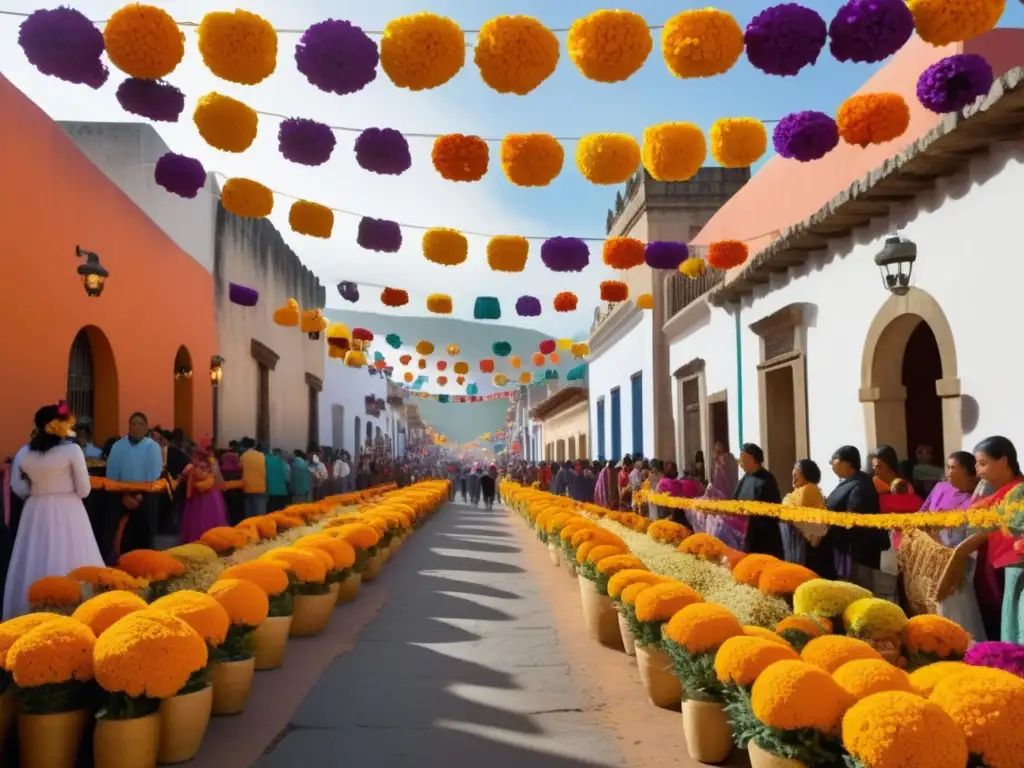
[0,75,217,456]
[694,30,1024,250]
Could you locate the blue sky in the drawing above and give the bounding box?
[2,0,1021,339]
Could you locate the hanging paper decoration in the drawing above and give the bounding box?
[380,13,465,90]
[493,374,509,386]
[645,242,689,270]
[917,54,994,114]
[492,341,512,357]
[567,364,586,381]
[710,118,768,168]
[557,338,574,351]
[836,93,910,147]
[474,15,559,95]
[519,372,532,384]
[354,127,412,175]
[516,296,542,317]
[423,228,468,266]
[554,292,578,312]
[744,5,826,77]
[602,237,647,269]
[567,10,652,83]
[357,217,403,252]
[531,352,545,366]
[500,134,564,187]
[432,134,490,182]
[437,395,450,405]
[403,372,414,383]
[228,283,258,307]
[480,359,495,373]
[772,111,839,162]
[662,9,744,78]
[680,257,707,279]
[636,294,654,310]
[453,362,469,375]
[487,236,529,272]
[116,78,185,122]
[278,118,336,166]
[295,19,378,95]
[290,200,334,239]
[707,240,750,270]
[456,375,466,385]
[539,339,556,355]
[437,376,448,386]
[541,237,590,272]
[467,383,479,395]
[103,4,184,80]
[374,359,387,370]
[273,298,301,327]
[222,178,274,219]
[829,0,914,63]
[328,346,345,360]
[197,9,277,85]
[447,344,460,355]
[509,356,522,369]
[327,324,351,354]
[154,153,206,199]
[399,354,412,365]
[426,294,453,314]
[576,133,641,184]
[380,288,409,307]
[345,350,367,367]
[474,297,502,320]
[436,361,448,371]
[373,351,385,362]
[544,369,558,380]
[386,334,402,349]
[351,328,374,351]
[418,359,427,370]
[550,352,561,364]
[19,7,108,88]
[572,342,590,358]
[416,340,434,355]
[600,281,629,302]
[193,93,258,153]
[301,309,328,340]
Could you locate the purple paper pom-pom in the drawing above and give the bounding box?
[828,0,914,64]
[295,19,379,96]
[278,118,337,166]
[354,128,412,175]
[229,283,259,307]
[645,241,688,270]
[540,237,590,272]
[154,152,207,199]
[916,54,994,114]
[18,7,108,88]
[115,78,185,122]
[357,217,403,253]
[745,4,827,77]
[338,281,360,303]
[516,296,542,317]
[773,111,840,162]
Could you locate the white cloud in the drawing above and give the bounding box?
[0,0,609,335]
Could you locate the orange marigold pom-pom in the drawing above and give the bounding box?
[553,292,578,312]
[636,293,654,310]
[836,93,910,148]
[751,659,854,732]
[707,240,749,270]
[432,134,489,182]
[289,200,334,239]
[381,288,409,307]
[500,133,564,186]
[602,237,645,269]
[531,352,545,366]
[600,281,629,302]
[715,635,800,686]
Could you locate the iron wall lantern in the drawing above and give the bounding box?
[209,356,225,386]
[874,235,916,297]
[76,245,108,297]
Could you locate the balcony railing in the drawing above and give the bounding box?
[664,257,724,325]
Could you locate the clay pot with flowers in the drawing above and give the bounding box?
[218,561,293,671]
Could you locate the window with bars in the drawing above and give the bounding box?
[66,329,95,427]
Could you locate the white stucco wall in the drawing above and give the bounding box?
[588,308,655,460]
[668,141,1022,493]
[319,364,390,456]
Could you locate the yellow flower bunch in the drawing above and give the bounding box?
[262,547,327,584]
[661,9,744,79]
[732,554,781,587]
[679,257,706,279]
[759,563,817,596]
[802,635,882,674]
[207,579,269,628]
[931,667,1024,767]
[775,615,828,650]
[793,579,872,618]
[150,590,230,646]
[677,532,726,561]
[714,635,799,687]
[236,516,277,541]
[381,13,466,91]
[663,603,743,654]
[578,542,626,564]
[27,575,81,610]
[486,235,530,274]
[94,611,208,699]
[117,550,185,583]
[907,660,968,696]
[576,134,641,185]
[267,511,304,531]
[751,659,853,732]
[635,581,703,623]
[500,135,564,187]
[742,625,790,646]
[642,122,706,182]
[289,200,334,239]
[907,0,1004,45]
[295,535,356,571]
[710,118,767,168]
[323,522,381,550]
[72,590,148,637]
[219,562,289,597]
[103,3,184,79]
[473,16,558,95]
[199,526,251,555]
[607,569,664,600]
[566,10,652,83]
[647,519,691,546]
[193,92,259,153]
[8,615,95,688]
[423,228,469,266]
[0,612,60,668]
[197,9,277,85]
[595,554,645,577]
[901,614,969,659]
[165,543,220,569]
[833,658,913,699]
[221,178,274,219]
[843,691,967,768]
[842,597,908,640]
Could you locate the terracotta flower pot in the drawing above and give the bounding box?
[157,684,213,764]
[548,543,561,566]
[618,613,636,656]
[636,645,681,708]
[362,553,383,581]
[93,713,160,768]
[290,591,337,637]
[748,740,806,768]
[336,573,362,604]
[578,576,624,650]
[0,687,19,757]
[254,615,292,670]
[18,708,88,768]
[565,558,577,578]
[681,700,733,764]
[211,657,256,715]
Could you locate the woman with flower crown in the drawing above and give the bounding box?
[3,402,103,618]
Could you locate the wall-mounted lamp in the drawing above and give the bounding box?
[209,355,225,387]
[76,245,109,297]
[874,235,916,297]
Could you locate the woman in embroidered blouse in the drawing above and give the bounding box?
[780,459,827,566]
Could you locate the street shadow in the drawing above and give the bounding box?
[432,537,522,555]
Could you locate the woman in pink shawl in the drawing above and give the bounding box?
[698,442,746,548]
[594,460,616,509]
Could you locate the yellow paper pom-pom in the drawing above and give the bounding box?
[576,134,641,185]
[403,372,414,383]
[197,9,277,85]
[509,355,521,369]
[221,178,274,218]
[679,257,707,279]
[567,10,653,83]
[662,9,745,79]
[710,118,768,167]
[104,4,184,79]
[636,293,654,310]
[289,200,334,239]
[381,13,466,91]
[416,341,435,355]
[492,374,508,387]
[519,372,532,384]
[453,362,469,375]
[487,236,529,272]
[837,93,911,147]
[907,0,1005,46]
[474,16,559,95]
[500,134,564,187]
[8,616,95,688]
[427,294,454,314]
[843,691,967,768]
[345,350,367,368]
[193,93,258,153]
[642,123,707,182]
[571,342,589,358]
[422,228,469,266]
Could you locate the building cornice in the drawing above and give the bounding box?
[662,295,713,345]
[588,302,643,360]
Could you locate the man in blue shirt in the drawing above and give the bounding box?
[104,412,164,558]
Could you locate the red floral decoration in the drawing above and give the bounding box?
[399,354,412,365]
[539,339,556,355]
[480,359,495,373]
[437,360,448,371]
[380,287,409,307]
[554,292,578,312]
[707,240,749,270]
[600,280,629,302]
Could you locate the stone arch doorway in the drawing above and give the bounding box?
[173,345,194,438]
[860,287,961,461]
[66,325,119,444]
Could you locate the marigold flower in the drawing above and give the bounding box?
[0,612,61,668]
[836,93,910,147]
[295,534,357,570]
[648,519,692,546]
[150,590,230,646]
[576,134,641,185]
[706,240,749,270]
[751,659,853,732]
[620,581,657,606]
[600,281,629,303]
[27,575,81,609]
[602,237,646,269]
[793,579,872,617]
[833,658,913,699]
[677,532,726,560]
[714,635,799,686]
[473,16,559,95]
[193,92,258,153]
[776,615,827,638]
[289,200,334,239]
[219,562,290,596]
[380,13,466,91]
[908,660,969,696]
[117,549,185,582]
[635,581,703,623]
[221,178,274,218]
[165,543,221,568]
[94,610,208,699]
[662,9,744,79]
[199,526,251,554]
[8,615,95,687]
[743,625,791,645]
[710,118,768,167]
[432,135,489,182]
[843,691,967,768]
[679,257,707,279]
[907,0,1004,46]
[930,666,1024,767]
[664,603,742,653]
[267,511,304,530]
[208,578,269,627]
[262,547,327,584]
[567,10,652,83]
[732,554,781,587]
[902,614,970,658]
[236,516,277,540]
[607,569,662,599]
[759,562,817,596]
[637,293,655,310]
[103,3,184,79]
[197,9,277,85]
[642,122,707,182]
[802,635,882,673]
[842,597,908,640]
[423,227,469,266]
[72,590,148,637]
[500,134,564,187]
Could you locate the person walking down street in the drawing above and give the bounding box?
[468,466,482,506]
[489,464,501,504]
[459,466,470,502]
[447,464,458,501]
[481,465,497,510]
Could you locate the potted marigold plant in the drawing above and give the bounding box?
[116,550,186,598]
[72,590,149,637]
[632,582,705,709]
[648,519,692,547]
[801,635,882,674]
[235,515,278,542]
[662,603,744,763]
[757,563,817,604]
[558,520,590,578]
[294,533,358,603]
[207,578,268,715]
[262,547,334,637]
[575,538,629,649]
[7,615,94,768]
[901,614,970,671]
[842,598,908,665]
[774,615,829,652]
[0,613,63,755]
[93,610,208,768]
[26,576,82,615]
[199,526,252,556]
[323,521,379,595]
[608,569,666,656]
[219,561,293,670]
[68,565,149,596]
[792,579,871,632]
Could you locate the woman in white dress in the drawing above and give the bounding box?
[3,403,104,618]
